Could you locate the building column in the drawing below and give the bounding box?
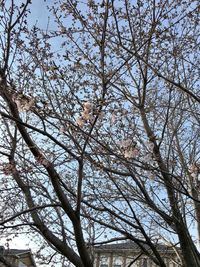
[123,253,126,267]
[109,253,113,267]
[96,253,100,267]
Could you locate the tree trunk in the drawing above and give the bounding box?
[140,109,200,267]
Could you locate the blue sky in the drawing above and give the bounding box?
[28,1,55,30]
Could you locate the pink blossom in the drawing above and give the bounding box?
[124,148,139,159]
[120,139,132,148]
[111,113,116,124]
[83,101,93,111]
[36,156,50,167]
[1,163,16,175]
[81,110,91,121]
[76,117,85,128]
[14,95,35,112]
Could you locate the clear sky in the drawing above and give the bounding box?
[27,0,56,30]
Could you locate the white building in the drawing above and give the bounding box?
[0,246,36,267]
[94,242,181,267]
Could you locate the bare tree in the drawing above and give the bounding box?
[0,0,199,266]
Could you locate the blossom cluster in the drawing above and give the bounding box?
[1,163,16,175]
[13,93,35,112]
[188,163,199,179]
[36,155,50,167]
[119,139,139,159]
[76,101,93,128]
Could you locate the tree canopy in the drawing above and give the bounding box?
[0,0,199,266]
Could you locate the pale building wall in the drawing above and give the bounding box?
[19,261,27,267]
[0,256,18,267]
[96,253,180,267]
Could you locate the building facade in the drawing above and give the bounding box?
[0,246,37,267]
[94,242,181,267]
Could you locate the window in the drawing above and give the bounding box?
[113,255,122,267]
[164,258,169,267]
[100,255,108,267]
[141,258,147,267]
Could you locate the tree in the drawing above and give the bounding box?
[0,0,199,266]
